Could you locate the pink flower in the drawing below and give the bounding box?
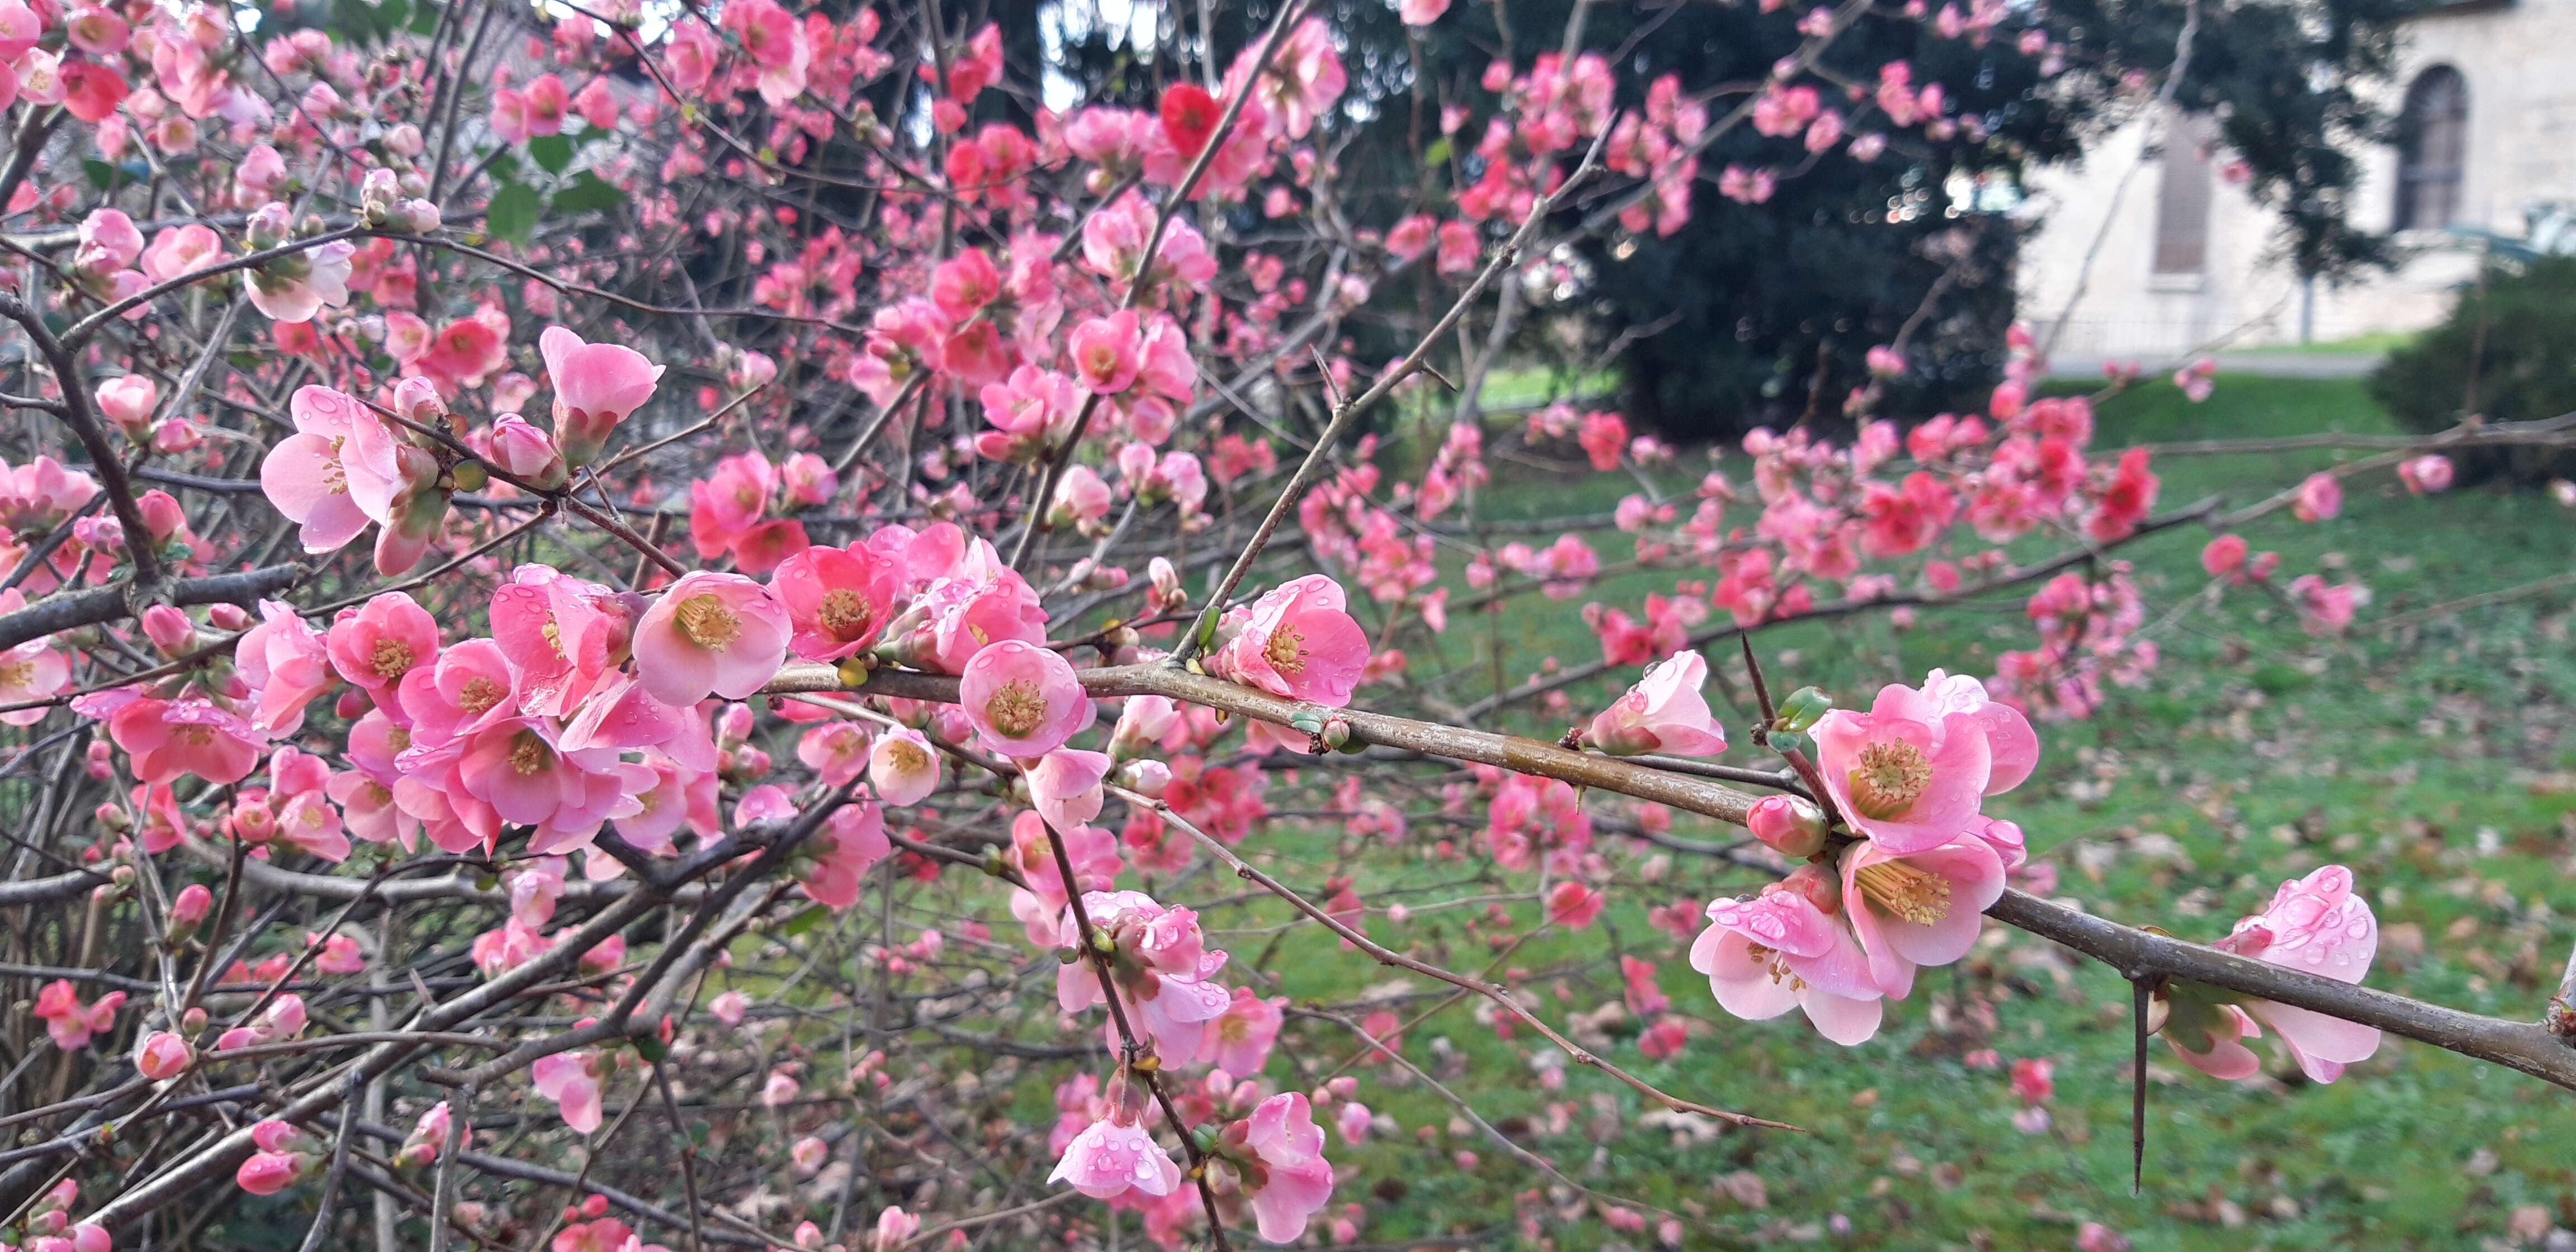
[772,544,900,661]
[126,1031,187,1082]
[1688,875,1882,1045]
[87,693,263,785]
[2214,866,2380,1082]
[2291,472,2342,523]
[2287,575,2360,637]
[1195,987,1285,1075]
[1545,880,1605,928]
[2397,454,2454,495]
[869,726,943,806]
[488,415,568,490]
[1746,794,1829,858]
[326,591,440,701]
[796,721,872,788]
[1809,678,1998,854]
[870,1208,921,1252]
[235,600,334,736]
[1206,575,1368,708]
[1838,834,2005,998]
[1399,0,1449,23]
[540,326,665,468]
[0,636,71,725]
[96,374,157,436]
[532,1050,605,1132]
[801,802,891,909]
[1068,311,1143,394]
[1228,1092,1336,1243]
[1587,650,1727,756]
[259,385,399,554]
[2200,533,2248,579]
[2009,1057,2053,1104]
[1027,748,1112,832]
[455,717,624,847]
[959,639,1093,757]
[1050,1109,1181,1200]
[633,572,791,706]
[32,980,123,1050]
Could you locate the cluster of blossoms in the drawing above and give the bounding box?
[0,0,2472,1242]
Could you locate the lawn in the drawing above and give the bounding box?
[1167,376,2576,1249]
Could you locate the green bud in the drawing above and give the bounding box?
[1775,687,1834,733]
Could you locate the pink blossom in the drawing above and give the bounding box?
[1546,880,1606,929]
[236,1147,306,1196]
[801,802,891,909]
[1027,748,1112,831]
[869,726,943,805]
[2210,865,2381,1082]
[1068,311,1143,394]
[540,326,665,468]
[235,600,334,736]
[2200,533,2248,579]
[870,1208,921,1252]
[1196,987,1285,1075]
[1206,575,1368,708]
[1809,677,1999,853]
[32,980,123,1050]
[532,1050,605,1132]
[1050,1107,1181,1200]
[1689,875,1882,1045]
[1838,834,2005,998]
[325,591,439,700]
[2287,575,2360,637]
[2009,1056,2053,1104]
[83,693,262,785]
[1228,1092,1336,1243]
[1587,649,1727,756]
[2397,454,2454,495]
[633,572,791,706]
[959,639,1093,757]
[772,544,899,661]
[1399,0,1449,23]
[2291,472,2342,522]
[1746,794,1829,858]
[259,385,399,554]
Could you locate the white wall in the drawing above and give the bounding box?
[2016,0,2576,363]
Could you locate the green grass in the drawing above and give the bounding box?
[2222,331,2419,358]
[1205,375,2576,1249]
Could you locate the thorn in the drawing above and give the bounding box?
[2132,978,2151,1197]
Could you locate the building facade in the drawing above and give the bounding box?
[2014,0,2576,364]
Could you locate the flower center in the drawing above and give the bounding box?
[508,729,552,776]
[539,620,565,657]
[176,725,214,747]
[674,594,741,651]
[983,679,1046,739]
[0,659,31,689]
[1744,943,1807,992]
[1846,741,1931,819]
[458,676,506,717]
[817,589,872,639]
[1262,625,1306,674]
[370,637,414,680]
[387,727,411,753]
[1852,859,1953,926]
[883,738,931,773]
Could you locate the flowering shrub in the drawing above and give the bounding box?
[0,0,2563,1249]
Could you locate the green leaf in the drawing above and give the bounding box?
[527,134,575,176]
[1423,137,1452,168]
[779,906,829,938]
[549,172,626,216]
[83,159,119,192]
[484,182,542,244]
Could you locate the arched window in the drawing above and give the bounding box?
[2394,67,2469,232]
[2152,112,2216,275]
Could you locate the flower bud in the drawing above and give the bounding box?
[169,882,213,936]
[392,376,445,426]
[359,168,400,226]
[141,605,198,656]
[134,1030,194,1080]
[1116,758,1169,798]
[1746,794,1830,858]
[487,415,569,489]
[244,201,293,251]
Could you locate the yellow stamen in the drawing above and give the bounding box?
[507,729,551,776]
[674,594,742,650]
[458,676,507,717]
[1846,741,1931,820]
[1853,859,1952,926]
[983,679,1046,738]
[817,589,873,640]
[370,637,414,680]
[1262,625,1306,674]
